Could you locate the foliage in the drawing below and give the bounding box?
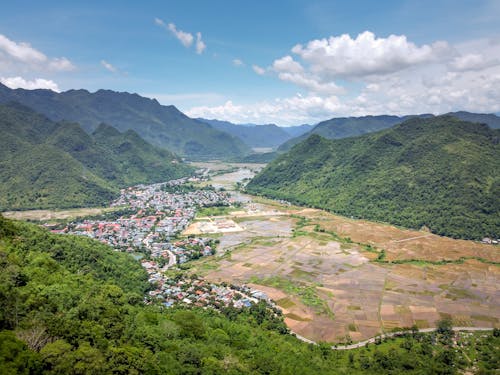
[248,116,500,240]
[0,103,193,210]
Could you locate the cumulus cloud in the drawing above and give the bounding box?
[195,32,206,54]
[272,55,304,73]
[291,31,451,79]
[252,65,266,75]
[1,76,60,91]
[233,58,244,66]
[0,33,75,72]
[101,60,117,73]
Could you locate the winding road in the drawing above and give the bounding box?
[291,327,495,350]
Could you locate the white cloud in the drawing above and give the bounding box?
[277,72,344,95]
[448,53,500,71]
[252,65,266,75]
[291,31,451,79]
[233,58,244,66]
[195,32,206,54]
[211,32,500,124]
[0,34,75,72]
[1,76,60,91]
[186,94,344,125]
[49,57,75,71]
[168,22,194,47]
[155,18,207,54]
[272,55,304,73]
[101,60,117,73]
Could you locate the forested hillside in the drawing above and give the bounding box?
[248,116,500,240]
[0,103,192,210]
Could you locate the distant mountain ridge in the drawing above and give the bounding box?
[0,103,192,210]
[278,112,500,151]
[278,114,433,151]
[197,118,312,149]
[248,116,500,240]
[0,84,249,159]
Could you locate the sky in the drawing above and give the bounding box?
[1,0,500,125]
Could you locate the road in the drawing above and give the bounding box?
[290,327,495,350]
[165,249,177,268]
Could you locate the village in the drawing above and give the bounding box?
[60,172,272,312]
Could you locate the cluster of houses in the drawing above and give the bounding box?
[60,176,277,313]
[65,178,230,254]
[145,270,270,310]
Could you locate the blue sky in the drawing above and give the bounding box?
[1,0,500,125]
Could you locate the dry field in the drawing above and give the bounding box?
[2,207,115,222]
[190,178,500,343]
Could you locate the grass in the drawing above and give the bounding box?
[276,297,296,309]
[285,313,311,322]
[196,205,233,217]
[249,275,334,317]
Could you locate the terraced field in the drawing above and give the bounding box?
[188,163,500,344]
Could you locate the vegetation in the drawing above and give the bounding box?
[278,114,425,151]
[278,112,500,152]
[0,103,193,210]
[0,83,250,159]
[248,116,500,240]
[0,215,498,374]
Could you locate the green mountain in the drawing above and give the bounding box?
[0,103,192,210]
[2,215,497,374]
[447,111,500,129]
[278,115,430,152]
[247,116,500,240]
[0,84,249,159]
[198,118,297,149]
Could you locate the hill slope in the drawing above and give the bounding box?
[278,115,429,151]
[198,118,294,149]
[278,112,500,152]
[247,116,500,240]
[0,103,192,210]
[0,84,249,159]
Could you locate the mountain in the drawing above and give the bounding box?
[247,116,500,240]
[0,103,192,210]
[0,84,249,159]
[197,118,293,149]
[278,115,432,152]
[282,123,314,138]
[278,112,500,152]
[446,111,500,129]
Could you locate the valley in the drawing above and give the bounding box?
[185,163,499,343]
[4,161,499,346]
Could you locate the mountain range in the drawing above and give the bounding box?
[0,83,249,160]
[0,103,192,210]
[247,116,500,240]
[197,118,312,149]
[279,112,500,152]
